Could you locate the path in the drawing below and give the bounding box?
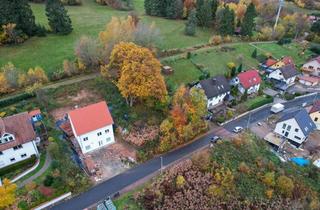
[50,93,320,210]
[18,151,52,188]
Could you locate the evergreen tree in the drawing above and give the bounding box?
[311,20,320,34]
[185,9,197,36]
[144,0,152,15]
[241,3,257,37]
[0,0,36,36]
[46,0,73,35]
[147,0,167,17]
[211,0,218,21]
[231,66,236,77]
[196,0,212,27]
[166,0,183,19]
[251,48,257,58]
[237,64,243,73]
[218,6,235,36]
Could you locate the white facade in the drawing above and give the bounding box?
[207,92,229,109]
[268,69,296,85]
[274,118,307,145]
[238,83,260,94]
[303,60,320,76]
[70,122,115,154]
[299,79,318,87]
[0,141,39,169]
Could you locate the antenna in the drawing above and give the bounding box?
[274,0,284,31]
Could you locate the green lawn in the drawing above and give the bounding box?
[0,0,212,75]
[253,43,314,66]
[114,192,143,210]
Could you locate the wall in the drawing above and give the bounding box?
[0,141,39,168]
[310,111,320,130]
[274,118,306,145]
[207,92,229,108]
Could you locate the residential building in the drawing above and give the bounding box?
[197,76,231,109]
[235,70,261,94]
[268,64,299,90]
[29,109,43,124]
[302,56,320,76]
[274,109,316,147]
[309,100,320,130]
[0,112,39,169]
[69,101,115,154]
[263,56,294,73]
[298,75,319,87]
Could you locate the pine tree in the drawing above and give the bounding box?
[144,0,152,15]
[148,0,167,17]
[196,0,212,27]
[251,48,257,58]
[166,0,183,19]
[237,64,243,73]
[211,0,218,21]
[185,9,197,36]
[46,0,73,35]
[241,3,257,37]
[0,0,36,36]
[218,6,235,36]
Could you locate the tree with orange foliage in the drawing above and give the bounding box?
[0,73,10,94]
[0,178,17,208]
[109,42,167,106]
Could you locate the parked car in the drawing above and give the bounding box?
[271,103,285,113]
[257,122,262,126]
[211,136,221,143]
[233,126,244,133]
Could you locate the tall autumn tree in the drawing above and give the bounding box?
[0,0,37,36]
[241,3,257,37]
[46,0,73,35]
[0,179,17,209]
[108,42,167,106]
[185,9,197,36]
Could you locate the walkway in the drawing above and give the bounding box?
[18,151,52,188]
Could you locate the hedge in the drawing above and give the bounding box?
[0,155,37,177]
[248,97,273,110]
[0,92,35,108]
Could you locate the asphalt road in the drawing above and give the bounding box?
[51,93,320,210]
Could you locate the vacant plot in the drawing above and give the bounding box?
[0,0,212,75]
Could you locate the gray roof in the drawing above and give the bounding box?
[279,64,299,79]
[278,109,316,136]
[199,76,231,99]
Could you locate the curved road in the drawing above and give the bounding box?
[51,93,320,210]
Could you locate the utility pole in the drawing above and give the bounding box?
[247,112,252,129]
[274,0,284,31]
[160,156,163,174]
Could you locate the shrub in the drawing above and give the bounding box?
[309,43,320,54]
[227,62,236,70]
[176,175,186,188]
[61,0,82,5]
[223,35,232,43]
[276,175,294,198]
[18,201,28,210]
[96,0,133,10]
[210,35,222,45]
[43,175,54,187]
[0,23,27,45]
[0,92,35,108]
[63,60,79,76]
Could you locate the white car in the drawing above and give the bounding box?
[233,126,244,133]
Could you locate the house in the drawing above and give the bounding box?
[198,76,231,109]
[261,58,277,73]
[309,100,320,130]
[263,56,294,72]
[298,75,319,87]
[302,56,320,76]
[268,64,299,90]
[68,101,115,154]
[274,109,316,147]
[0,112,39,169]
[235,70,261,94]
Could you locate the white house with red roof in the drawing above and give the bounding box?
[234,70,262,94]
[302,56,320,76]
[68,101,115,154]
[0,112,39,169]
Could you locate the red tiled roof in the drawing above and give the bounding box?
[69,101,113,136]
[282,56,294,65]
[299,76,319,83]
[265,59,277,67]
[238,70,262,89]
[28,109,41,118]
[310,100,320,113]
[0,112,36,151]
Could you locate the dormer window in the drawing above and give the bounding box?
[0,133,15,144]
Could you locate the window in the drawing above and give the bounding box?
[21,154,27,158]
[98,140,103,146]
[315,117,319,122]
[0,151,3,155]
[295,128,299,132]
[13,145,23,150]
[97,132,102,136]
[8,136,13,141]
[10,158,16,162]
[282,123,286,129]
[294,136,302,140]
[85,145,91,151]
[106,137,111,142]
[83,137,88,141]
[287,125,291,131]
[105,129,109,134]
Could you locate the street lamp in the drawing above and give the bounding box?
[274,0,284,31]
[160,156,163,174]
